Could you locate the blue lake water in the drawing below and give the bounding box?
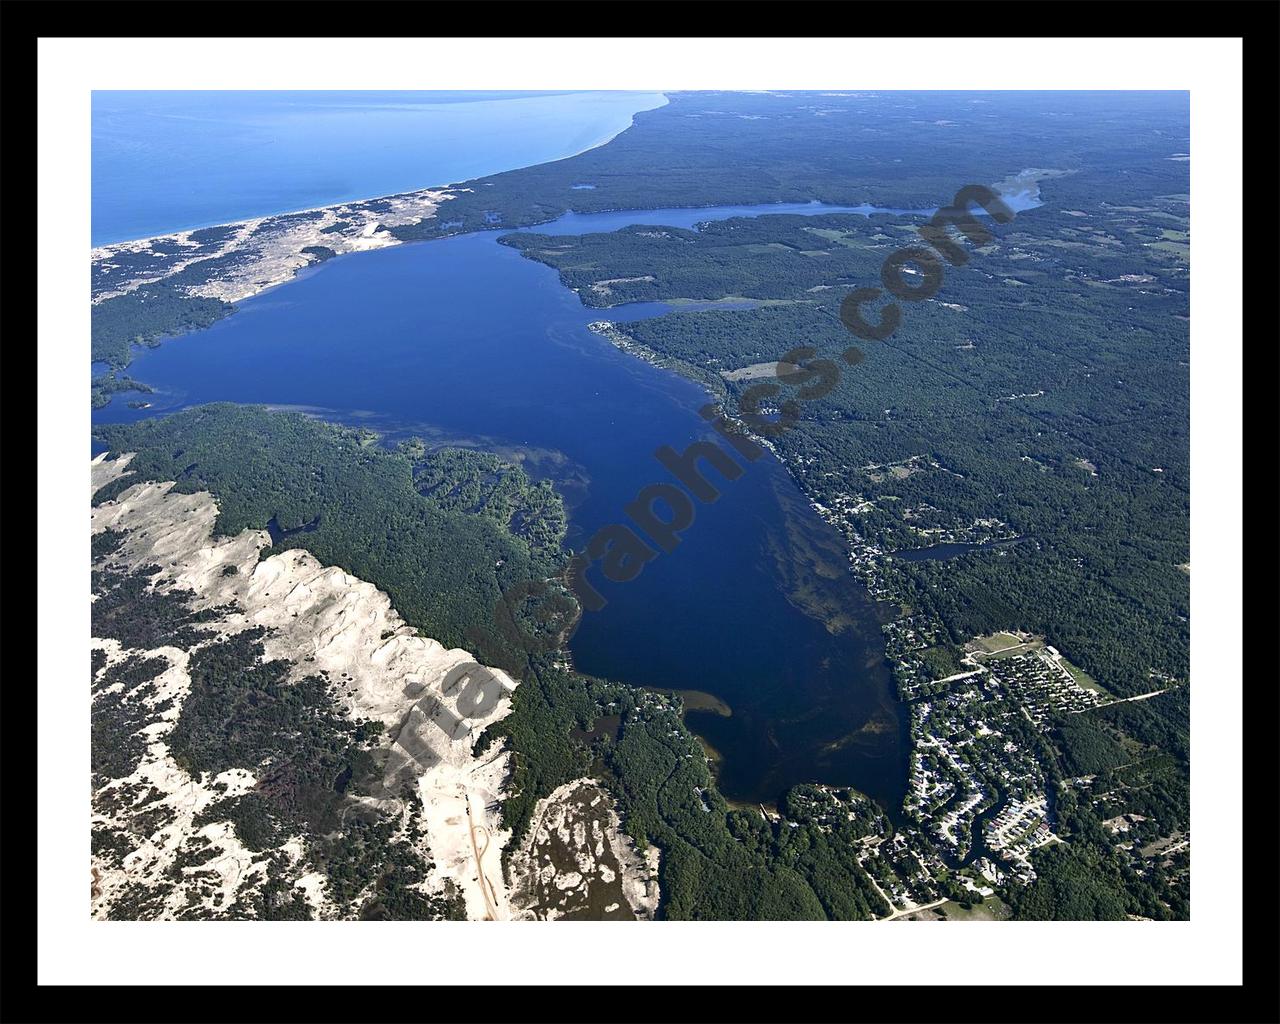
[522,193,1039,238]
[92,91,667,245]
[93,200,966,810]
[527,201,930,236]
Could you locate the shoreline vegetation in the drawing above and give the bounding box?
[90,188,449,371]
[90,90,1190,920]
[88,92,1146,376]
[93,395,1188,920]
[483,94,1189,919]
[89,451,664,922]
[91,407,896,920]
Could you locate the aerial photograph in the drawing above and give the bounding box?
[87,87,1192,925]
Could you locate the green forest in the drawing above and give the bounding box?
[93,405,566,674]
[89,91,1189,372]
[95,404,907,919]
[392,91,1188,239]
[92,282,234,368]
[486,659,891,919]
[517,196,1190,700]
[491,140,1190,919]
[91,556,462,921]
[90,89,1193,920]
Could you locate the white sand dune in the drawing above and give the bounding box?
[91,188,449,306]
[90,454,519,920]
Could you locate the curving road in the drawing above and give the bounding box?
[464,788,501,921]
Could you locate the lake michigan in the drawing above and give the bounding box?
[92,90,667,245]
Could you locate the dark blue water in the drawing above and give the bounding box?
[92,91,667,245]
[92,202,934,809]
[891,538,1023,562]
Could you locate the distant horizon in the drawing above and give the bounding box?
[91,90,667,245]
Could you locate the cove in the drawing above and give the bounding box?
[89,200,981,812]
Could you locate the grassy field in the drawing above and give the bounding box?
[936,897,1013,922]
[1063,659,1109,696]
[901,897,1014,922]
[973,632,1028,654]
[1146,239,1189,262]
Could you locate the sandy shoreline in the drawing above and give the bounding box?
[92,187,453,307]
[92,91,669,253]
[91,183,457,257]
